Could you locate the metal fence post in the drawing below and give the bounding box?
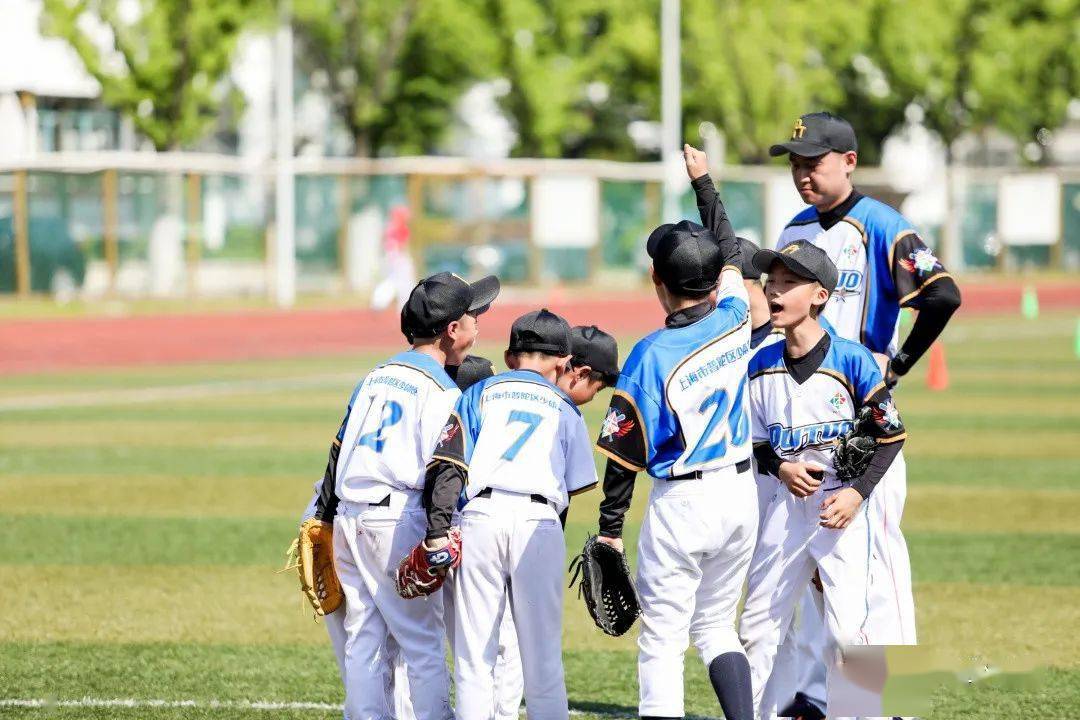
[186,173,201,296]
[102,169,119,292]
[13,170,30,296]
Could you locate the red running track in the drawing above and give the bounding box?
[2,283,1078,375]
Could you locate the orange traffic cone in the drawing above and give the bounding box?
[926,342,949,391]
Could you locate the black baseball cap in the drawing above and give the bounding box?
[769,112,858,158]
[400,272,500,340]
[508,308,572,356]
[752,240,839,293]
[570,325,620,385]
[447,354,495,390]
[735,237,762,280]
[646,220,723,295]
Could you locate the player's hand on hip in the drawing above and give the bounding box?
[683,144,709,180]
[596,535,625,554]
[819,487,864,529]
[779,461,824,497]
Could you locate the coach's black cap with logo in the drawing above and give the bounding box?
[400,271,500,340]
[508,308,572,356]
[647,220,723,295]
[570,325,620,385]
[769,112,858,158]
[752,240,839,293]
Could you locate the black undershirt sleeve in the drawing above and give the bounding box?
[314,434,344,523]
[424,460,465,540]
[753,441,784,479]
[851,438,904,499]
[691,174,742,270]
[598,459,637,539]
[892,277,962,375]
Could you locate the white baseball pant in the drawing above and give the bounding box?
[738,485,873,719]
[454,489,567,720]
[333,491,453,720]
[635,464,758,718]
[442,566,525,720]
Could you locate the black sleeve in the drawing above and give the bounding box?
[313,434,345,523]
[851,438,904,499]
[891,277,962,375]
[691,173,742,270]
[850,385,908,498]
[598,459,637,539]
[753,441,784,479]
[424,460,465,540]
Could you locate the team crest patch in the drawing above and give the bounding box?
[899,247,940,276]
[828,392,848,412]
[873,400,902,429]
[601,409,635,441]
[438,423,458,446]
[842,241,860,259]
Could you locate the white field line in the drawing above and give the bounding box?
[0,372,358,412]
[0,697,714,719]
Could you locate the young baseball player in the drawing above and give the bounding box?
[690,115,961,716]
[595,217,756,720]
[737,241,907,718]
[423,309,599,720]
[305,271,499,720]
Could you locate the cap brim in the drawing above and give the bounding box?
[768,140,832,158]
[467,275,500,313]
[752,249,819,282]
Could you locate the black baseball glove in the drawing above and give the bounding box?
[833,406,879,482]
[568,535,641,637]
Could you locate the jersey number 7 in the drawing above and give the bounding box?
[502,410,542,461]
[685,376,749,466]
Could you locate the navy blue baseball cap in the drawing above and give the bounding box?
[570,325,620,385]
[400,272,500,340]
[508,308,572,356]
[769,112,858,158]
[647,220,724,295]
[752,240,839,293]
[447,355,495,390]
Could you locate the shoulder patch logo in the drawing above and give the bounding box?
[828,391,848,413]
[873,399,902,429]
[601,409,635,441]
[438,423,458,446]
[898,247,941,276]
[842,240,861,259]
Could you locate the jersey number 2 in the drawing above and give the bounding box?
[357,399,403,453]
[501,410,542,461]
[685,377,749,466]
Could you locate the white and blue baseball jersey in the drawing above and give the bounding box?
[748,335,906,490]
[777,194,951,356]
[432,369,597,511]
[597,272,752,478]
[333,350,461,503]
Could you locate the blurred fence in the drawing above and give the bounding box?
[1,153,1079,300]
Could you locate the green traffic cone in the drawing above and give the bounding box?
[1021,286,1039,320]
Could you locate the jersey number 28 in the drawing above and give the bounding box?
[685,377,749,466]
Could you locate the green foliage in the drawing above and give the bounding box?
[40,0,261,151]
[484,0,659,159]
[853,0,1080,156]
[292,0,497,156]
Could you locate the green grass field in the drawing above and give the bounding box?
[2,311,1078,719]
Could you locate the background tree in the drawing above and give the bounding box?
[292,0,496,157]
[862,0,1080,163]
[483,0,659,159]
[41,0,260,151]
[681,0,872,163]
